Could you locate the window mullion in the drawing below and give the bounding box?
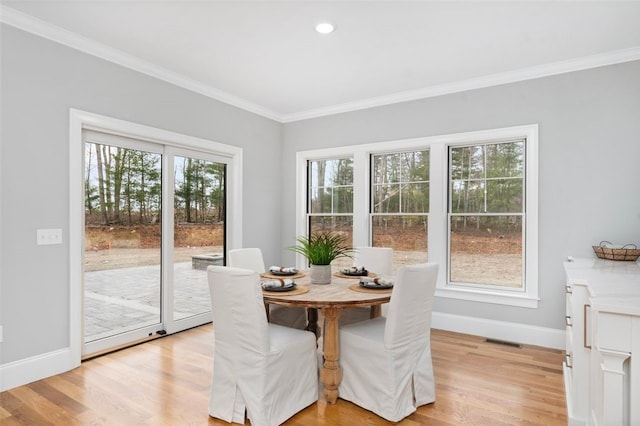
[429,143,448,286]
[352,151,368,247]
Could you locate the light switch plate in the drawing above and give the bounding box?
[37,228,62,245]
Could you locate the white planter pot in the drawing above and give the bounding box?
[310,264,332,285]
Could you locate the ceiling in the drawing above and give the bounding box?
[2,1,640,122]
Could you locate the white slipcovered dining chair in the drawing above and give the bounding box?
[206,265,318,426]
[340,246,394,325]
[338,262,439,422]
[354,246,394,277]
[228,248,307,329]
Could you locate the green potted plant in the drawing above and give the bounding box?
[288,232,354,284]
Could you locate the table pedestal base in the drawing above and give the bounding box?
[321,307,342,404]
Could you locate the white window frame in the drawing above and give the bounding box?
[295,124,538,308]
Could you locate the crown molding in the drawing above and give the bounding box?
[2,5,639,124]
[0,5,284,122]
[282,46,640,122]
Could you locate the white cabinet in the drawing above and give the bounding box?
[564,258,640,426]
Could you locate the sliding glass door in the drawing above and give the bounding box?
[82,131,225,357]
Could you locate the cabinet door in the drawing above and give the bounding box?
[565,282,590,425]
[592,309,633,426]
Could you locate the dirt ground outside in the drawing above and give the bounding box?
[84,246,222,272]
[85,223,522,287]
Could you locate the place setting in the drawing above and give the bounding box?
[334,266,378,279]
[348,276,394,294]
[260,265,306,279]
[261,277,309,296]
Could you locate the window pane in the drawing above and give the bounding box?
[372,183,400,213]
[450,180,485,213]
[373,154,401,184]
[400,150,430,182]
[333,187,353,213]
[485,141,524,178]
[401,182,429,213]
[486,178,523,212]
[450,146,484,180]
[310,187,332,213]
[372,215,428,271]
[449,215,523,287]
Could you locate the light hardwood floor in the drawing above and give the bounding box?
[1,324,566,425]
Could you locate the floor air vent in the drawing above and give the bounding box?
[485,338,522,348]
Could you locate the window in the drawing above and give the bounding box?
[371,150,429,269]
[448,141,524,290]
[307,158,353,267]
[296,125,538,308]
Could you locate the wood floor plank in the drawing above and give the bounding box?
[0,391,55,425]
[8,385,80,425]
[25,381,88,418]
[1,324,567,425]
[0,403,13,420]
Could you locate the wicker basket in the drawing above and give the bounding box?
[592,241,640,261]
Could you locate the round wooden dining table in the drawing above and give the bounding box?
[261,271,392,404]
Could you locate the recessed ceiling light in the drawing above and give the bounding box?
[315,22,335,34]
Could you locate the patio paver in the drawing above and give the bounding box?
[84,262,211,342]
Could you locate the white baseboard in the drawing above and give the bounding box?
[432,311,565,350]
[0,347,73,392]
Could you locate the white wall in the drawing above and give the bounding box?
[0,24,283,367]
[282,60,640,333]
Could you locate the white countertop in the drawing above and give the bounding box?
[564,257,640,298]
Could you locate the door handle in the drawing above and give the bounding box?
[583,304,591,349]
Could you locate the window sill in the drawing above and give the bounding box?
[435,287,539,308]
